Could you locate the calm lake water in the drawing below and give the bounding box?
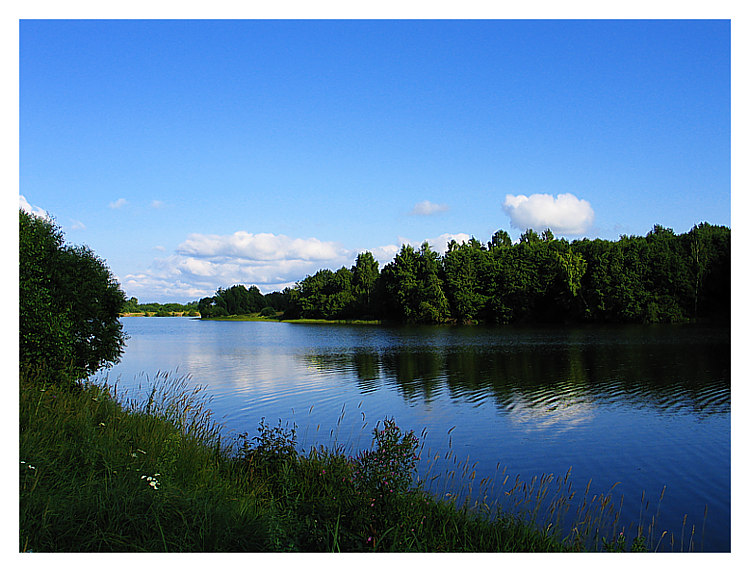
[104,317,730,552]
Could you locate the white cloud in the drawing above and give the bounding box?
[70,219,86,230]
[121,231,357,300]
[19,195,49,219]
[177,231,349,262]
[109,198,128,209]
[392,232,473,256]
[502,193,594,235]
[424,232,473,254]
[409,200,449,216]
[151,200,165,208]
[119,230,480,302]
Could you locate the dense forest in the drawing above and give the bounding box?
[197,223,730,325]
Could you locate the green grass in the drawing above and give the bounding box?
[20,370,663,552]
[280,318,382,325]
[202,314,382,324]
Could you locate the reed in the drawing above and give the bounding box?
[20,369,694,552]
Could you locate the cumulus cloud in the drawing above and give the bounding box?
[502,193,594,235]
[119,230,478,302]
[19,195,49,219]
[409,200,449,216]
[109,198,128,209]
[120,231,358,301]
[177,231,349,262]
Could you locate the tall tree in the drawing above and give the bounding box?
[352,251,379,317]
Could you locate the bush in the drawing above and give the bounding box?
[19,210,126,384]
[259,306,277,318]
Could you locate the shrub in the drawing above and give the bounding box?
[19,210,126,384]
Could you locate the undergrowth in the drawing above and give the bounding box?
[20,370,659,552]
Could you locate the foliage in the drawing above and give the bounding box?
[355,418,419,495]
[123,299,200,316]
[197,223,729,326]
[238,418,299,484]
[259,306,277,318]
[198,287,291,319]
[19,210,127,384]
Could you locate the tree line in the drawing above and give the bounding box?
[121,298,200,316]
[198,285,290,318]
[199,223,730,325]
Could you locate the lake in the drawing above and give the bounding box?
[103,317,731,552]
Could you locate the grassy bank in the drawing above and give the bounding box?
[20,371,652,552]
[201,313,382,325]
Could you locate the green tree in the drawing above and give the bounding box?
[19,210,127,383]
[381,243,449,324]
[443,238,487,323]
[122,297,139,313]
[488,229,512,250]
[352,251,379,317]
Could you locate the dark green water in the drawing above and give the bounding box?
[106,318,730,551]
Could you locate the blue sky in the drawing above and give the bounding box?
[19,18,731,303]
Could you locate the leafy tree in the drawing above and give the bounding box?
[488,229,512,250]
[443,238,487,323]
[122,297,139,313]
[352,251,379,317]
[264,289,291,312]
[381,243,449,324]
[202,224,730,326]
[19,210,127,383]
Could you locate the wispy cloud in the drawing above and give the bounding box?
[109,198,128,209]
[409,200,449,216]
[70,219,86,230]
[19,195,49,219]
[502,193,594,236]
[151,200,165,208]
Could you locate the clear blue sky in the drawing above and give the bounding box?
[19,19,731,303]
